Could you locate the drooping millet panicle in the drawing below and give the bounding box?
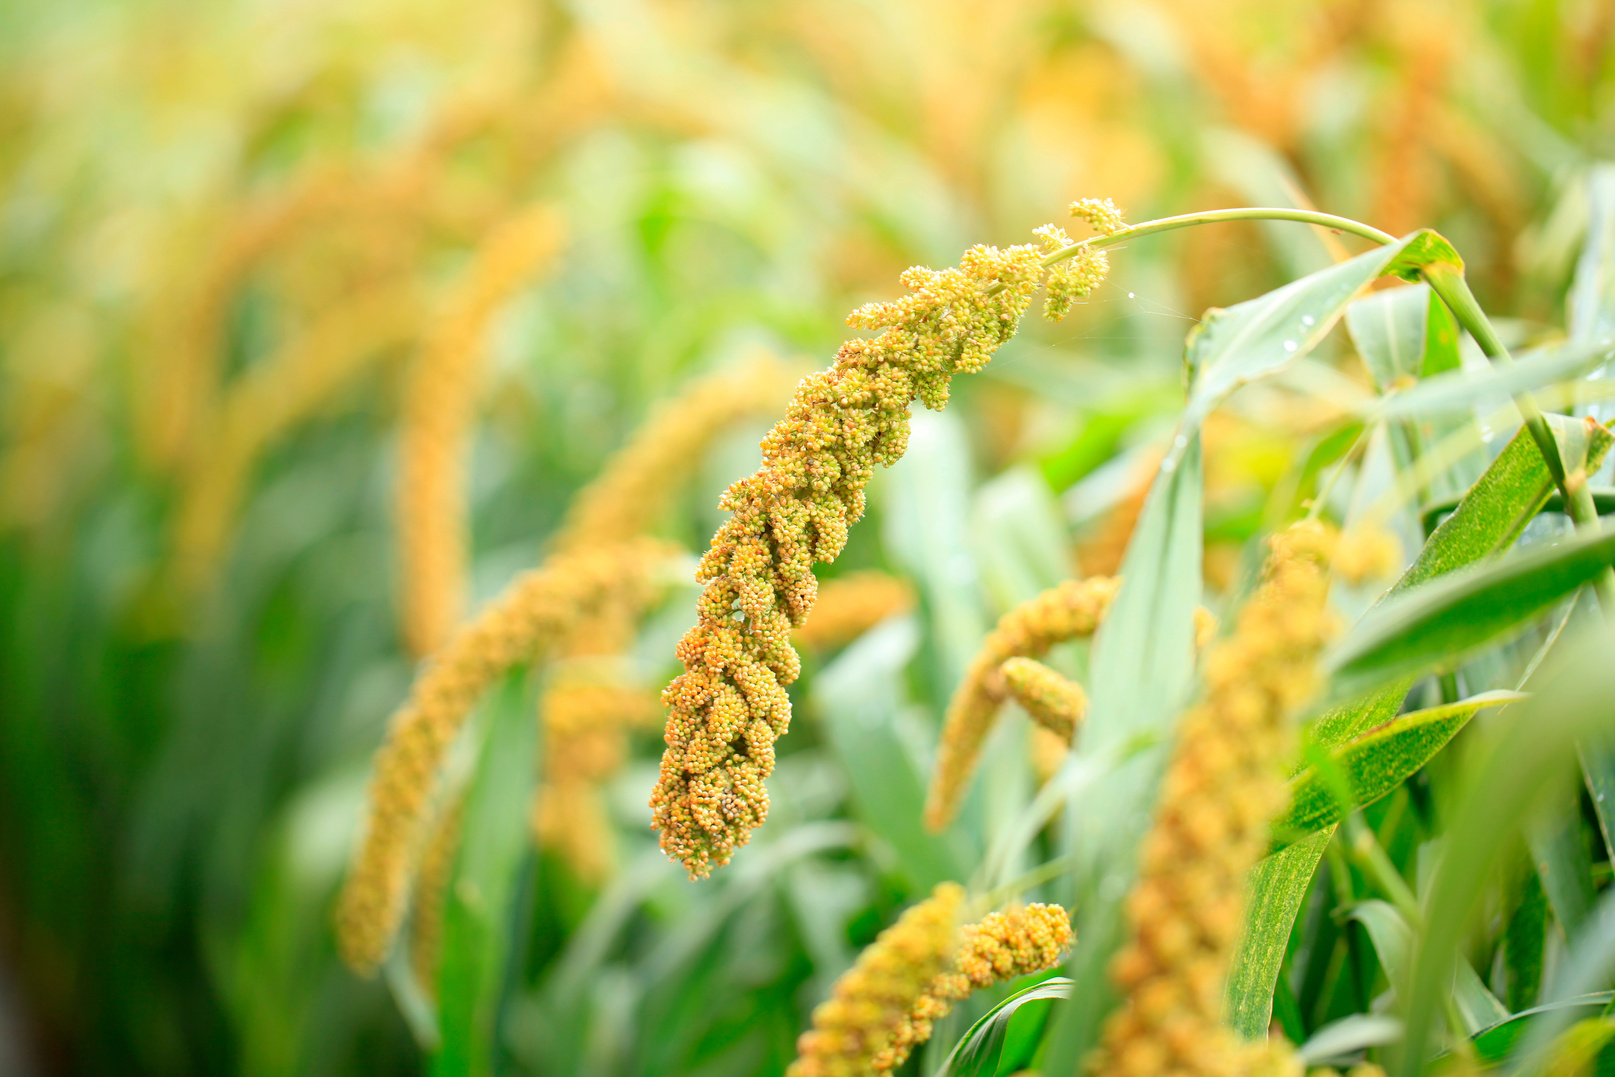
[999,656,1088,742]
[793,570,918,651]
[407,789,465,994]
[532,356,798,878]
[786,883,965,1077]
[1037,197,1125,322]
[335,539,673,974]
[398,205,565,658]
[171,283,422,597]
[873,902,1075,1074]
[652,237,1075,878]
[924,576,1122,832]
[1017,614,1217,782]
[1085,521,1339,1077]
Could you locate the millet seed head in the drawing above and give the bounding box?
[1085,521,1338,1077]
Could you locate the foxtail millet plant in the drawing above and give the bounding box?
[335,538,674,974]
[924,575,1121,831]
[1084,521,1338,1077]
[873,901,1075,1073]
[998,656,1088,743]
[652,211,1117,877]
[534,356,799,878]
[397,204,565,658]
[928,581,1220,830]
[786,882,965,1077]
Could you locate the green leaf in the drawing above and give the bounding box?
[1401,416,1611,593]
[1298,1014,1405,1065]
[1346,283,1436,391]
[1179,230,1460,440]
[1348,899,1414,989]
[940,977,1072,1077]
[1226,826,1336,1040]
[1305,680,1415,761]
[1042,435,1203,1072]
[1424,281,1462,377]
[1503,857,1548,1012]
[1508,885,1615,1070]
[1527,789,1599,938]
[1396,625,1615,1075]
[434,675,539,1077]
[1372,340,1615,420]
[882,411,988,693]
[1275,692,1522,843]
[1328,525,1615,700]
[971,465,1075,610]
[811,618,969,890]
[1228,415,1612,1046]
[1467,995,1615,1062]
[1349,901,1505,1036]
[1453,960,1511,1036]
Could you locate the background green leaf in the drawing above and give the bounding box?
[434,674,539,1077]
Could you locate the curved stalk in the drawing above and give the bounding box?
[1040,207,1397,267]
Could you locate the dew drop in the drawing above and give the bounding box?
[1283,339,1298,353]
[1301,314,1316,327]
[1173,434,1187,449]
[1127,292,1136,299]
[1160,457,1177,473]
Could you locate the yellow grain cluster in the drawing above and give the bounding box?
[1334,524,1402,585]
[335,538,673,974]
[652,237,1062,878]
[873,902,1074,1073]
[407,790,465,994]
[999,656,1088,742]
[793,571,918,651]
[532,358,798,880]
[1085,521,1338,1077]
[787,883,964,1077]
[925,576,1121,832]
[397,205,566,658]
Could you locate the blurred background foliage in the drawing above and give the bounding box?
[0,0,1612,1074]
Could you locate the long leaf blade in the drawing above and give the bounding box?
[434,676,539,1077]
[1329,525,1615,698]
[1275,692,1521,842]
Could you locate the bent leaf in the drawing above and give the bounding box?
[940,977,1072,1077]
[1275,692,1522,843]
[1346,282,1436,390]
[1177,229,1460,448]
[435,675,538,1077]
[1329,525,1615,699]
